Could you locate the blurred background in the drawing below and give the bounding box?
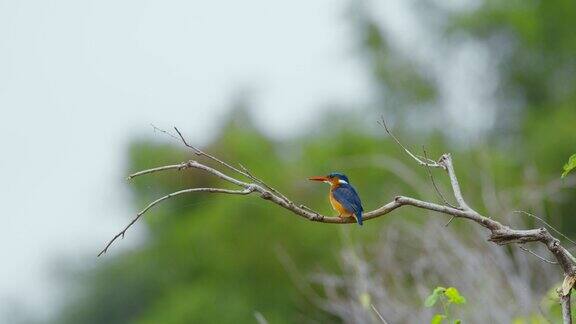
[1,0,575,322]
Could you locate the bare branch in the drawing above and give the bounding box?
[101,120,576,324]
[151,123,180,140]
[151,124,293,204]
[561,294,572,324]
[112,129,574,247]
[127,163,187,180]
[378,117,444,169]
[518,245,558,265]
[513,210,576,248]
[98,187,254,256]
[173,127,253,179]
[129,160,250,188]
[371,304,389,324]
[438,153,471,210]
[239,163,291,203]
[422,147,458,210]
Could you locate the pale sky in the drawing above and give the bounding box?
[0,0,491,319]
[0,0,372,318]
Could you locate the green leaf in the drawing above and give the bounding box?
[562,154,576,178]
[445,287,466,305]
[359,292,371,309]
[454,320,461,324]
[425,287,446,307]
[431,314,446,324]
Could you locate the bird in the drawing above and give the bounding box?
[308,172,364,225]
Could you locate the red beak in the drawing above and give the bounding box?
[308,176,328,182]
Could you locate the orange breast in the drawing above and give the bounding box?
[329,192,352,216]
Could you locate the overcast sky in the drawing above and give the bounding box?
[0,0,373,318]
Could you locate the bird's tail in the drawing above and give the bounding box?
[355,211,363,226]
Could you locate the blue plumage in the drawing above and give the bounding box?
[332,183,364,225]
[309,172,365,226]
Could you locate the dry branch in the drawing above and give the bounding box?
[99,120,576,323]
[97,187,254,256]
[562,294,573,324]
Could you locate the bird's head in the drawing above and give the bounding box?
[308,172,350,186]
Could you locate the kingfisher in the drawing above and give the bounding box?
[308,172,364,225]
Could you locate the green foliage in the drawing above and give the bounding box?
[431,314,446,324]
[425,286,466,324]
[425,287,446,307]
[444,287,466,305]
[562,154,576,178]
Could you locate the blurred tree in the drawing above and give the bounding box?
[452,0,576,234]
[353,0,576,231]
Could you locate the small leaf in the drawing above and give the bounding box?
[431,314,446,324]
[359,293,371,309]
[562,154,576,178]
[445,287,466,305]
[454,320,461,324]
[424,295,437,308]
[425,287,446,307]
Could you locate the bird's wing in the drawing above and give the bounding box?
[348,185,363,212]
[332,185,363,214]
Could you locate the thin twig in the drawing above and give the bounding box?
[444,217,456,227]
[538,304,555,324]
[151,123,180,140]
[153,124,264,182]
[173,127,292,200]
[239,163,291,203]
[371,304,389,324]
[518,245,558,265]
[513,210,576,248]
[127,163,188,180]
[98,187,253,256]
[378,117,444,169]
[421,147,459,227]
[173,127,253,179]
[422,147,458,209]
